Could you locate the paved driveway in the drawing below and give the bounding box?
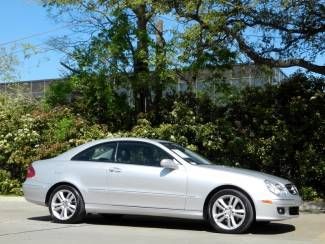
[0,196,324,244]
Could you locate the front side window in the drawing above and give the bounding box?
[161,142,212,165]
[71,142,117,162]
[116,142,173,167]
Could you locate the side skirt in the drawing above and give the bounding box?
[85,204,203,220]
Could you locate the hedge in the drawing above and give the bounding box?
[0,73,324,200]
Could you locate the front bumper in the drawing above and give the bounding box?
[255,197,302,221]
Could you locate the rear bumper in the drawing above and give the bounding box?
[23,181,48,206]
[255,198,302,221]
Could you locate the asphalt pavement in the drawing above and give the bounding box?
[0,196,324,244]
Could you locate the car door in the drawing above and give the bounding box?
[68,142,117,205]
[106,141,187,210]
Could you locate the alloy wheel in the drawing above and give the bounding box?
[51,189,77,221]
[212,194,246,230]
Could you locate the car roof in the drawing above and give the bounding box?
[53,137,172,160]
[81,137,171,145]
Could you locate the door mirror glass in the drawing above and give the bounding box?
[160,159,178,170]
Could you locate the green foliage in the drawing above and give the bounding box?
[52,117,75,141]
[124,74,325,199]
[45,79,72,106]
[172,0,324,75]
[222,74,325,196]
[45,73,134,130]
[43,0,239,115]
[1,74,324,201]
[0,47,19,82]
[177,23,236,73]
[0,96,107,183]
[300,187,319,201]
[0,170,22,195]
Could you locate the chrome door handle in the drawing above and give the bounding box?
[109,167,122,173]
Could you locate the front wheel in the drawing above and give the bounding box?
[207,189,254,234]
[49,185,85,223]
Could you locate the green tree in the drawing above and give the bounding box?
[169,0,325,75]
[45,78,72,106]
[0,47,19,82]
[42,0,238,119]
[174,16,236,92]
[43,0,178,115]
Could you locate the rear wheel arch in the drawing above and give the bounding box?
[203,185,256,220]
[45,182,84,206]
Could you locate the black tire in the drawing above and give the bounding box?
[49,185,86,224]
[207,189,254,234]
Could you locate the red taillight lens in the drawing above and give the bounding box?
[26,165,35,178]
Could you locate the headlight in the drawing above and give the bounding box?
[264,179,287,196]
[286,183,299,195]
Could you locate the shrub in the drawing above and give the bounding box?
[0,73,324,200]
[123,74,325,199]
[300,186,319,201]
[0,170,22,195]
[0,96,108,183]
[45,79,72,106]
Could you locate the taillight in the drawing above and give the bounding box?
[26,165,35,178]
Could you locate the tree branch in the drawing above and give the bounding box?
[229,30,325,75]
[173,3,325,75]
[60,62,81,74]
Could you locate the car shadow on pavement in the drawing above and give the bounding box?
[250,221,295,235]
[28,214,295,235]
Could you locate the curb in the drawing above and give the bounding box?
[0,196,25,201]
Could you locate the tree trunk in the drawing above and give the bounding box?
[153,19,165,117]
[133,4,150,114]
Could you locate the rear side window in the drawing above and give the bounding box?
[71,142,117,162]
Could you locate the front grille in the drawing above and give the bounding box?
[285,184,298,195]
[289,207,299,215]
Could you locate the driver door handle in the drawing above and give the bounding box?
[109,167,122,173]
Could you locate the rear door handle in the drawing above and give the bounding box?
[109,167,122,173]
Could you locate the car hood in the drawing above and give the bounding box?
[198,164,291,185]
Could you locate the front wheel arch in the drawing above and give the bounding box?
[203,185,256,221]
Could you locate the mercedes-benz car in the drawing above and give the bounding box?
[23,138,302,233]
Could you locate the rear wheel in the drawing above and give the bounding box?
[207,189,254,234]
[49,185,85,223]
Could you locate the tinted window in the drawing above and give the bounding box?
[71,142,117,162]
[161,142,212,165]
[116,142,173,167]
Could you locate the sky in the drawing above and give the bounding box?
[0,0,73,81]
[0,0,323,82]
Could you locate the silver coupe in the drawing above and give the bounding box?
[23,138,302,233]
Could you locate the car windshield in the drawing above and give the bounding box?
[160,142,212,165]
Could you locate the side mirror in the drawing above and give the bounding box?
[160,159,179,170]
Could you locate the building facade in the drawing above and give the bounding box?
[0,78,60,98]
[0,65,287,98]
